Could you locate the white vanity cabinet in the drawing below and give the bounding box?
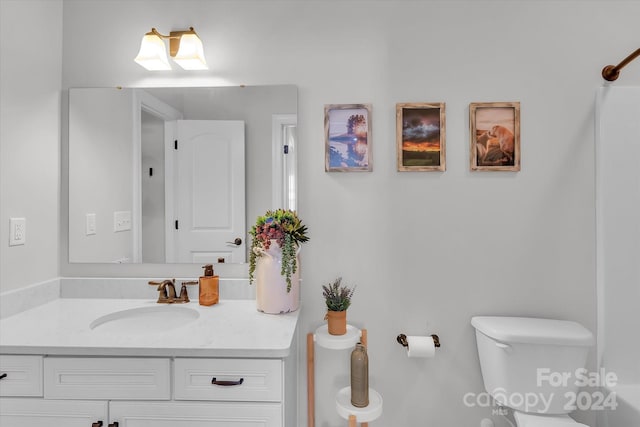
[0,299,299,426]
[1,354,296,427]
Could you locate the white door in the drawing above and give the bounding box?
[166,120,246,263]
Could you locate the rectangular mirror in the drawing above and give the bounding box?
[68,85,297,264]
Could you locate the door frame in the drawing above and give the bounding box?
[271,114,298,210]
[132,90,182,263]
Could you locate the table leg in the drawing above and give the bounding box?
[307,333,315,427]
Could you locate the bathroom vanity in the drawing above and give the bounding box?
[0,298,299,426]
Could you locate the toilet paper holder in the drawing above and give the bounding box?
[396,333,441,348]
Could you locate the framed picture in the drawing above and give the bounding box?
[325,104,372,172]
[470,102,520,171]
[396,103,446,171]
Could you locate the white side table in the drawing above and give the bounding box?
[307,325,383,427]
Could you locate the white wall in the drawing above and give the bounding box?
[0,0,62,293]
[68,88,134,263]
[55,0,640,426]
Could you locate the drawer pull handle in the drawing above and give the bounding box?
[108,423,119,427]
[211,377,244,386]
[92,422,103,427]
[0,373,7,380]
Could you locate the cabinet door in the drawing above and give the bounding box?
[0,397,107,426]
[110,401,282,427]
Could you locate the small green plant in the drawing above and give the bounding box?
[322,277,355,312]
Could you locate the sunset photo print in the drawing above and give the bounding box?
[396,103,446,171]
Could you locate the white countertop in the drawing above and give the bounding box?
[0,298,299,358]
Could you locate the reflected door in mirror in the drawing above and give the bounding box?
[166,120,246,263]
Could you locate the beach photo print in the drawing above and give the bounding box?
[325,104,372,172]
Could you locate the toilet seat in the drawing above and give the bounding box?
[514,412,588,427]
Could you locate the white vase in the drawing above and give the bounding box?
[255,241,300,314]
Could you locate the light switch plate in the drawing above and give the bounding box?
[86,213,96,235]
[9,217,26,246]
[113,211,132,232]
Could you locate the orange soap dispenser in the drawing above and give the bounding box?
[199,264,219,306]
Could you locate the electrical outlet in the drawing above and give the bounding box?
[9,218,26,246]
[113,211,132,232]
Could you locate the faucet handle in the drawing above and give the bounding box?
[148,279,171,290]
[175,280,198,303]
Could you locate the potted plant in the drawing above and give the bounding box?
[249,209,309,313]
[322,277,355,335]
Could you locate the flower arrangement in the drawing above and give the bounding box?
[322,277,355,312]
[249,209,309,292]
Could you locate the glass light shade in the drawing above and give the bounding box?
[134,34,171,70]
[173,33,208,70]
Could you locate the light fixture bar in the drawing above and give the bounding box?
[135,27,208,71]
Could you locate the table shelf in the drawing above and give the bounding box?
[335,387,383,424]
[314,324,361,350]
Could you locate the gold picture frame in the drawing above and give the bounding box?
[470,102,520,171]
[396,103,446,171]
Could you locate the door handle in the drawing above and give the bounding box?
[226,238,242,246]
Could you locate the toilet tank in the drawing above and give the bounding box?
[471,316,594,414]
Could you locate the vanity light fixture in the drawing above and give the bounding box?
[134,27,208,71]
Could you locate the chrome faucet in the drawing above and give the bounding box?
[148,279,197,303]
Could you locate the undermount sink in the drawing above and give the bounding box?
[89,305,200,334]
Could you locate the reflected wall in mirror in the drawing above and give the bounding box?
[68,85,297,264]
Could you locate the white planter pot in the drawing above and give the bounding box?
[254,241,300,314]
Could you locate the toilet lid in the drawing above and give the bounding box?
[514,412,588,427]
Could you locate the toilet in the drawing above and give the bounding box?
[471,316,595,427]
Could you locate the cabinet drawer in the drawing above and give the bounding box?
[110,400,282,427]
[44,357,170,400]
[0,355,43,397]
[0,397,107,426]
[174,358,282,402]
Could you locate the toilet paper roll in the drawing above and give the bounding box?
[406,335,436,358]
